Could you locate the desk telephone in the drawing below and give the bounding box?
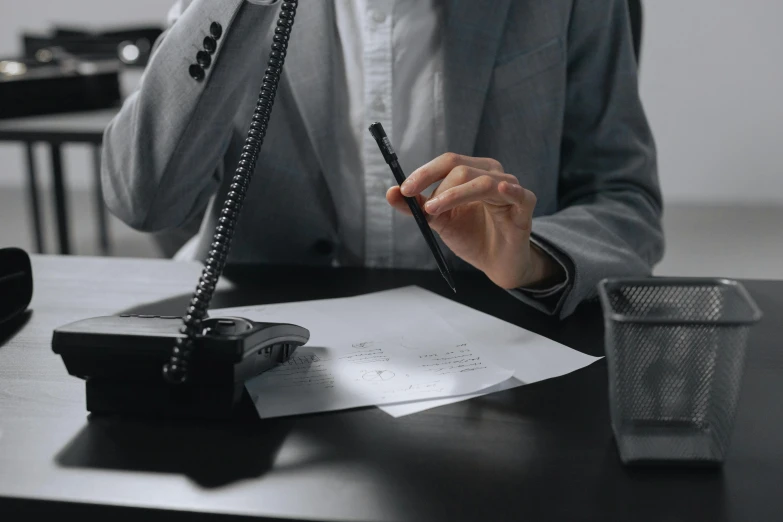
[51,1,309,419]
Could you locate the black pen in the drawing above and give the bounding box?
[368,122,456,293]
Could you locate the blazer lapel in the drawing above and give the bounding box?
[283,1,337,180]
[443,0,512,155]
[283,1,512,177]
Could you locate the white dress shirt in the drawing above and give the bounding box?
[332,0,446,268]
[239,0,446,269]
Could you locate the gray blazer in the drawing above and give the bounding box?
[102,0,664,318]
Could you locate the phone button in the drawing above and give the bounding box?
[204,317,253,336]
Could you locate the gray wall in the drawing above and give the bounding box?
[1,0,782,204]
[639,0,783,205]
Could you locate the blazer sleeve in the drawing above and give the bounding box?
[101,0,281,231]
[515,0,665,318]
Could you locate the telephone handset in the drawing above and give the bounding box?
[51,1,308,419]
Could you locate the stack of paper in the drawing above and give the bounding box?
[211,286,600,418]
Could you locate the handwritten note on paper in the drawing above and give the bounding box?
[212,286,598,419]
[238,306,513,418]
[370,287,602,417]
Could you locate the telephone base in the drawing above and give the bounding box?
[52,314,310,420]
[85,378,246,420]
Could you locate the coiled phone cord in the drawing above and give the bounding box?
[162,0,299,384]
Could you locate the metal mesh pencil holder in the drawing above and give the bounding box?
[598,277,762,465]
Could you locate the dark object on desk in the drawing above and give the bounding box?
[0,57,120,119]
[49,1,308,417]
[0,247,33,328]
[52,315,309,419]
[369,121,456,293]
[23,26,163,67]
[599,277,762,466]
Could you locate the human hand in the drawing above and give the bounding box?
[386,153,563,289]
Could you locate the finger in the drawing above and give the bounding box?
[430,166,519,201]
[497,180,531,207]
[425,177,536,216]
[498,181,537,229]
[424,175,502,215]
[386,186,428,217]
[401,152,505,196]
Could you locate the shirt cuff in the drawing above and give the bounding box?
[506,235,574,316]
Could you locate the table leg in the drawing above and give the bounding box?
[49,143,71,255]
[24,143,45,254]
[91,145,110,255]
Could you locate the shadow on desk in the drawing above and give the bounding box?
[55,405,294,488]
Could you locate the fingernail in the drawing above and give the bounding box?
[401,178,414,195]
[425,198,440,213]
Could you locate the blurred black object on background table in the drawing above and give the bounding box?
[0,57,121,120]
[21,25,163,68]
[0,255,781,521]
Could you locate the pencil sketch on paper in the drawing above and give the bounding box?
[362,370,396,382]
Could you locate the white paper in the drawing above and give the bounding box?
[213,299,513,418]
[212,286,600,419]
[374,287,602,417]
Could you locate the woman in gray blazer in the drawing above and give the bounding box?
[102,0,663,319]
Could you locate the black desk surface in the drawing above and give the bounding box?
[1,255,781,522]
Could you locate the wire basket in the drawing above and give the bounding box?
[598,277,762,465]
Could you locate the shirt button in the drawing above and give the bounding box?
[372,95,385,113]
[314,240,334,256]
[371,10,387,24]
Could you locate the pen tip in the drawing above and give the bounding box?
[441,270,456,294]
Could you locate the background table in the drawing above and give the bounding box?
[1,256,781,521]
[0,108,119,255]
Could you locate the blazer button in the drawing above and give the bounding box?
[189,64,205,81]
[203,36,217,54]
[315,240,334,256]
[196,50,212,68]
[210,22,223,40]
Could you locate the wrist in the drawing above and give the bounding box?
[523,242,566,289]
